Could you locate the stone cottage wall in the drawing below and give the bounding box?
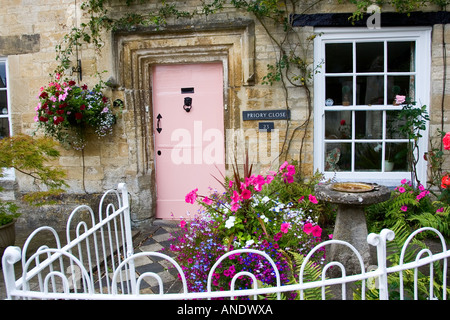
[0,0,448,228]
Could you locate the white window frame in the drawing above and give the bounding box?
[0,57,14,180]
[313,27,431,187]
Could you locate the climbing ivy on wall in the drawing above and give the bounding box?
[56,0,448,177]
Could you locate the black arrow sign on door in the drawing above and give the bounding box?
[156,114,162,133]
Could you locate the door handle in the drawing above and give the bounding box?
[156,114,162,133]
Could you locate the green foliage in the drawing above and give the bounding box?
[0,201,19,226]
[365,179,450,237]
[0,135,67,224]
[344,0,450,22]
[355,221,450,300]
[258,250,333,300]
[0,135,67,191]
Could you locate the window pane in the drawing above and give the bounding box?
[0,91,7,114]
[0,118,9,139]
[386,110,407,139]
[355,111,382,139]
[385,142,409,171]
[355,143,382,171]
[326,43,352,73]
[356,76,384,105]
[325,111,352,139]
[388,41,415,72]
[356,42,384,73]
[326,76,353,106]
[388,75,415,103]
[325,142,351,171]
[0,62,6,88]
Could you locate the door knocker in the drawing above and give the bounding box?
[183,97,192,113]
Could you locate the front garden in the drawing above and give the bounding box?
[167,134,450,299]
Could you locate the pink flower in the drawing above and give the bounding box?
[241,189,252,200]
[280,222,290,234]
[436,207,444,213]
[230,202,241,212]
[312,225,322,237]
[298,196,305,203]
[231,190,241,203]
[273,232,282,241]
[228,180,234,188]
[279,161,288,172]
[180,220,186,228]
[303,223,313,234]
[401,179,408,184]
[400,205,408,212]
[185,188,198,204]
[286,165,295,176]
[308,194,318,204]
[398,187,406,193]
[203,197,213,205]
[443,132,450,150]
[395,95,406,105]
[265,175,274,184]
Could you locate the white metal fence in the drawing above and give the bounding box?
[2,183,449,300]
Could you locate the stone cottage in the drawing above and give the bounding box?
[0,0,449,228]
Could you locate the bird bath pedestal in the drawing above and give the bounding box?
[315,182,391,275]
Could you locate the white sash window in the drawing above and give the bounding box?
[313,27,431,186]
[0,57,13,180]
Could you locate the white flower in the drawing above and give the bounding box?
[225,216,236,229]
[245,239,254,247]
[260,215,269,223]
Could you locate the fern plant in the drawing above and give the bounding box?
[365,180,441,235]
[258,250,333,300]
[354,221,450,300]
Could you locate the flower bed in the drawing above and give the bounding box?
[168,162,330,297]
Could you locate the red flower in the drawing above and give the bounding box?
[241,189,251,200]
[340,119,346,126]
[441,175,450,189]
[53,116,64,125]
[443,132,450,150]
[80,104,86,111]
[40,92,48,99]
[56,109,64,115]
[81,84,88,90]
[68,80,76,86]
[75,112,83,120]
[39,116,48,122]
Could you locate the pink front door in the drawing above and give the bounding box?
[152,63,225,219]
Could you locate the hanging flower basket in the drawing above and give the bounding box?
[35,73,119,150]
